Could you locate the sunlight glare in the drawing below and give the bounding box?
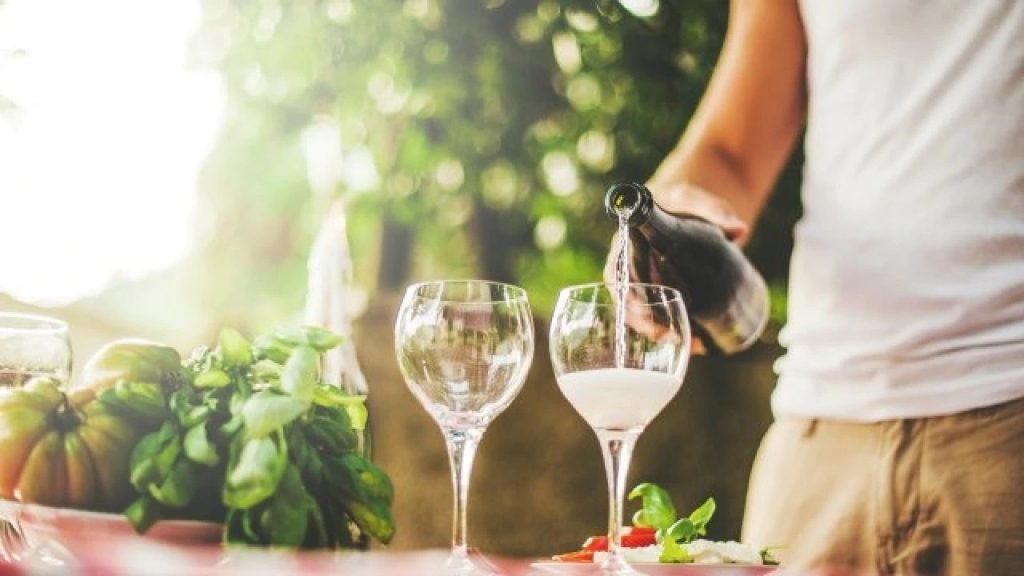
[0,0,224,306]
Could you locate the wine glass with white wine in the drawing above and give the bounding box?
[395,280,534,575]
[0,312,72,562]
[549,283,690,576]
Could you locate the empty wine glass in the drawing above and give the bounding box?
[549,283,690,576]
[395,280,534,575]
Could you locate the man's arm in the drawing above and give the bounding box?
[648,0,807,243]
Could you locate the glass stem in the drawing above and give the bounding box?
[597,429,640,566]
[443,426,484,558]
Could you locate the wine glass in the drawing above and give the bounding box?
[0,312,72,562]
[0,312,72,389]
[395,280,534,575]
[549,283,690,576]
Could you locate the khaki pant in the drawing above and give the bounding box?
[742,397,1024,575]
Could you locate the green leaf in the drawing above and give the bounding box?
[344,500,395,545]
[129,425,175,490]
[149,458,198,508]
[263,465,313,547]
[688,497,716,536]
[662,518,696,544]
[241,506,265,543]
[628,482,677,530]
[184,423,220,467]
[219,414,243,439]
[280,346,318,404]
[325,453,394,505]
[313,386,367,430]
[660,497,716,545]
[274,326,342,352]
[241,390,307,438]
[659,536,692,563]
[219,328,254,367]
[98,382,165,424]
[224,434,288,509]
[124,495,162,535]
[304,411,358,455]
[195,368,231,389]
[253,335,292,364]
[152,433,182,479]
[179,405,212,428]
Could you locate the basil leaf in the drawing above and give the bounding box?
[253,334,292,364]
[659,536,692,563]
[224,434,287,509]
[661,498,715,544]
[184,423,220,467]
[153,434,182,479]
[219,414,243,439]
[179,405,212,428]
[313,386,367,430]
[662,518,696,544]
[688,497,716,536]
[241,391,306,438]
[241,506,265,544]
[219,328,254,368]
[325,453,394,505]
[149,458,198,508]
[281,346,318,405]
[345,501,395,545]
[304,411,358,455]
[125,495,162,535]
[129,425,175,490]
[274,326,343,352]
[195,368,231,389]
[628,482,677,530]
[264,465,312,547]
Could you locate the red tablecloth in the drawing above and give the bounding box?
[0,537,785,576]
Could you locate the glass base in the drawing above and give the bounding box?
[439,549,501,576]
[597,552,647,576]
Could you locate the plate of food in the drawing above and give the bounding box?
[533,483,781,575]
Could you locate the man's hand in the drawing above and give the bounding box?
[646,181,750,244]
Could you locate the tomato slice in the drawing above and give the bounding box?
[552,550,595,562]
[621,531,657,548]
[580,527,657,552]
[557,526,661,562]
[582,536,608,551]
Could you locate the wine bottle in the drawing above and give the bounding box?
[605,182,769,354]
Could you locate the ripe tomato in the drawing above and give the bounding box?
[0,378,145,511]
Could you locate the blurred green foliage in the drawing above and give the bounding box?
[191,0,801,323]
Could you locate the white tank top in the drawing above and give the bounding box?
[773,0,1024,421]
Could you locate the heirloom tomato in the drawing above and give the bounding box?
[0,377,143,511]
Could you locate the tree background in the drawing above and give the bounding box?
[185,0,803,556]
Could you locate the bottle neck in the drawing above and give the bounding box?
[605,182,654,226]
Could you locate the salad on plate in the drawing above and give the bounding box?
[551,483,780,566]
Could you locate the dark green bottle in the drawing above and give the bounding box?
[605,182,769,354]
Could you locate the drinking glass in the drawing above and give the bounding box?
[395,280,534,575]
[0,312,72,388]
[0,312,72,562]
[549,283,690,576]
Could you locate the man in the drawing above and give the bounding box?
[625,1,1023,573]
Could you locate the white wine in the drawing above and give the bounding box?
[558,367,681,431]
